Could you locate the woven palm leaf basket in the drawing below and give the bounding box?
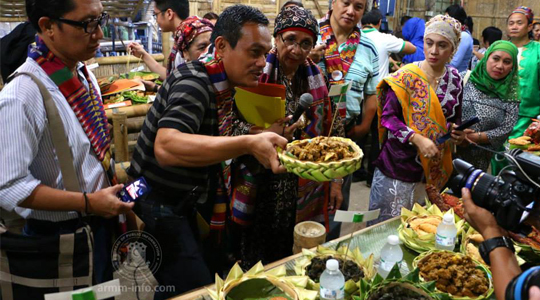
[278,136,363,182]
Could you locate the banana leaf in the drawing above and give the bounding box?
[225,279,292,300]
[355,265,451,300]
[127,71,160,81]
[121,91,148,104]
[209,262,317,300]
[460,227,526,266]
[398,203,465,253]
[294,246,375,297]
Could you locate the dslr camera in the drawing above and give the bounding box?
[506,266,540,300]
[451,149,540,231]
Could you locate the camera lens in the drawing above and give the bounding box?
[470,172,499,210]
[451,159,499,211]
[450,159,476,196]
[505,266,540,300]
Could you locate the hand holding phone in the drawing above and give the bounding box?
[118,177,151,203]
[436,117,480,144]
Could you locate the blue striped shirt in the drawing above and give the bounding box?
[0,58,110,222]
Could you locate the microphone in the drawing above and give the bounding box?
[289,93,313,125]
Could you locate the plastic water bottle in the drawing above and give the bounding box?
[435,213,457,251]
[319,259,345,300]
[378,235,403,278]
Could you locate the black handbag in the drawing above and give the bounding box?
[0,72,94,300]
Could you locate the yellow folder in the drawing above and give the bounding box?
[235,83,286,128]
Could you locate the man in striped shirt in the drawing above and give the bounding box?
[128,5,288,298]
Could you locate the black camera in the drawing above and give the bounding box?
[451,149,540,231]
[506,266,540,300]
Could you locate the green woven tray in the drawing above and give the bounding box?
[278,137,363,182]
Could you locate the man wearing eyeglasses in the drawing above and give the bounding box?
[0,0,132,295]
[128,0,189,84]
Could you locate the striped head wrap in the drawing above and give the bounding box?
[511,6,534,23]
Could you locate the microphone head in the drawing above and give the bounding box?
[299,93,314,108]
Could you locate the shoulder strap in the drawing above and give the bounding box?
[8,72,81,192]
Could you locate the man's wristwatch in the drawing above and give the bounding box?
[331,178,344,184]
[479,236,515,265]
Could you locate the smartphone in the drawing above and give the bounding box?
[436,117,480,144]
[118,177,151,203]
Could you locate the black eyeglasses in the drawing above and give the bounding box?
[280,34,314,51]
[152,10,165,19]
[54,12,109,34]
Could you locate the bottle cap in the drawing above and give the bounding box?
[326,259,339,271]
[387,235,399,245]
[443,213,454,224]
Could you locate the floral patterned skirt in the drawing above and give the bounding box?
[367,168,426,226]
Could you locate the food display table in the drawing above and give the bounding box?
[171,216,449,300]
[172,215,497,300]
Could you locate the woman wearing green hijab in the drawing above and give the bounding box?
[457,40,520,171]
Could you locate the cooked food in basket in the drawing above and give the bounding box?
[287,136,356,162]
[367,282,433,300]
[305,256,364,283]
[417,252,489,298]
[279,137,362,181]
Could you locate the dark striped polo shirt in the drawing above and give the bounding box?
[128,61,219,201]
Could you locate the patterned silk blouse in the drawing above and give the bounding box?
[374,63,463,182]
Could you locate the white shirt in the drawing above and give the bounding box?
[0,58,110,222]
[174,51,185,69]
[362,27,406,81]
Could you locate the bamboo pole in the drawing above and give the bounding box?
[162,32,173,67]
[311,0,324,18]
[111,141,137,157]
[112,112,130,162]
[212,0,221,13]
[115,162,131,184]
[126,116,145,134]
[94,54,164,65]
[106,104,151,119]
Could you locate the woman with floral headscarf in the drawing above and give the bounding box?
[457,41,520,171]
[128,16,213,91]
[368,15,467,225]
[230,6,344,269]
[166,16,213,70]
